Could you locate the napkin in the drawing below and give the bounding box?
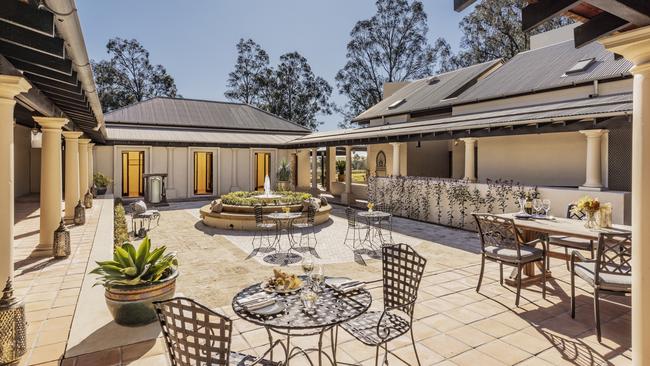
[331,280,365,294]
[238,293,275,310]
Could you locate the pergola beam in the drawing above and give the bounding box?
[574,12,630,47]
[522,0,581,32]
[454,0,476,12]
[583,0,650,26]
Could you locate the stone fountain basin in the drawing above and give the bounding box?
[199,203,332,231]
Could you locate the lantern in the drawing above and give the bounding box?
[0,279,26,364]
[74,200,85,225]
[53,219,70,258]
[84,190,93,208]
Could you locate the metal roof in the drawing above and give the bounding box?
[290,93,632,147]
[106,126,303,147]
[352,59,502,122]
[105,97,311,133]
[456,40,632,104]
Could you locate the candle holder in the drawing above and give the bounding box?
[53,219,71,258]
[0,278,26,365]
[84,190,93,209]
[74,200,85,225]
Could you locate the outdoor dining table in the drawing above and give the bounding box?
[357,210,392,247]
[497,213,632,286]
[266,211,303,252]
[232,277,372,366]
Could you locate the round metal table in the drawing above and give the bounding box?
[232,277,372,365]
[267,212,303,251]
[357,210,392,247]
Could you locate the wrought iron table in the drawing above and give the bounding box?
[357,210,392,247]
[232,277,372,366]
[267,212,303,252]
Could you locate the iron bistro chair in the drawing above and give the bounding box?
[571,232,632,342]
[548,203,595,270]
[252,205,276,251]
[344,206,366,249]
[375,202,394,244]
[154,297,282,365]
[335,243,427,366]
[293,204,317,251]
[474,213,547,307]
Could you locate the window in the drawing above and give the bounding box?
[387,98,406,110]
[193,152,213,195]
[564,58,595,75]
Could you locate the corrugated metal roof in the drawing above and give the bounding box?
[353,59,503,122]
[104,97,310,133]
[106,126,302,146]
[457,40,632,103]
[291,93,632,146]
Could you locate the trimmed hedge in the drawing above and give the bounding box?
[221,191,311,206]
[114,203,129,247]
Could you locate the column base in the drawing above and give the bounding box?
[340,192,351,205]
[579,185,605,191]
[32,247,54,258]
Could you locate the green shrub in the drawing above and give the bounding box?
[336,160,346,175]
[114,203,129,247]
[94,172,113,187]
[221,191,311,206]
[277,159,291,181]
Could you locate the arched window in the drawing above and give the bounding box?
[376,151,386,177]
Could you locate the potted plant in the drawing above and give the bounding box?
[93,172,112,195]
[90,236,178,326]
[277,159,291,191]
[336,160,346,182]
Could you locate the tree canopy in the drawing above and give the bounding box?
[225,40,333,131]
[93,38,179,112]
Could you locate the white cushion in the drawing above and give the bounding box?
[133,201,147,214]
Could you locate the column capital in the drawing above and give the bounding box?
[600,26,650,70]
[62,131,83,139]
[34,116,68,131]
[579,129,605,138]
[460,137,477,144]
[345,145,352,151]
[389,142,403,147]
[88,142,95,148]
[78,138,91,145]
[0,75,31,101]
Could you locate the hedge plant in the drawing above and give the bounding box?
[221,191,311,206]
[114,203,129,247]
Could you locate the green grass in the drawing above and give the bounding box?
[351,170,367,183]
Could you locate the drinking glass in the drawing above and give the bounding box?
[310,264,324,292]
[533,199,543,215]
[302,256,314,285]
[300,289,318,314]
[542,199,551,217]
[518,198,526,213]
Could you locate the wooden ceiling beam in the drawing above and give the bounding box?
[0,1,54,36]
[522,0,581,32]
[583,0,650,26]
[0,40,71,74]
[454,0,476,12]
[0,20,64,58]
[574,12,629,47]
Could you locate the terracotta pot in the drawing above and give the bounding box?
[104,271,178,326]
[338,174,345,182]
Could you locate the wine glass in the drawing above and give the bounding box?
[542,199,551,217]
[310,263,324,292]
[532,199,543,216]
[302,256,314,285]
[518,198,526,213]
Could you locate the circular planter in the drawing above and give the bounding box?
[104,271,178,326]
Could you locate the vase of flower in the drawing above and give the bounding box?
[575,196,600,229]
[367,202,374,212]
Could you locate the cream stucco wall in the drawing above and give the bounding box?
[406,140,450,177]
[14,124,34,197]
[367,143,407,177]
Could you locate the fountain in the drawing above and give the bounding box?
[254,175,282,201]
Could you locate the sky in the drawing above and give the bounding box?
[77,0,470,131]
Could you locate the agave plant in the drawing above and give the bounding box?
[91,236,177,287]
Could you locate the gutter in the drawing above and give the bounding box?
[40,0,106,137]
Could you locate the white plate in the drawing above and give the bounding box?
[250,301,286,316]
[261,280,304,294]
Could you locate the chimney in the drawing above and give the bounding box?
[383,82,410,99]
[529,23,579,50]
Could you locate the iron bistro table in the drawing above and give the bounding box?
[357,210,392,247]
[266,211,303,252]
[232,277,372,366]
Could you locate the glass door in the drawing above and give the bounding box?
[121,151,144,197]
[255,152,271,191]
[194,151,213,195]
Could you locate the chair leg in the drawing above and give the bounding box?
[375,345,380,366]
[499,262,503,285]
[594,289,602,342]
[590,243,595,259]
[410,328,422,366]
[476,254,485,293]
[564,247,570,271]
[541,259,547,299]
[515,264,522,307]
[570,266,576,318]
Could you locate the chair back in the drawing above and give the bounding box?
[254,205,264,225]
[382,244,427,318]
[154,297,233,366]
[595,233,632,285]
[306,204,316,225]
[376,201,391,213]
[345,207,357,228]
[567,203,586,220]
[473,213,523,258]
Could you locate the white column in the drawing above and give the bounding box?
[63,131,82,220]
[390,142,402,177]
[34,117,67,253]
[341,146,352,204]
[0,75,30,286]
[78,138,90,199]
[579,129,605,190]
[460,138,477,182]
[88,142,95,189]
[602,26,650,365]
[311,148,318,191]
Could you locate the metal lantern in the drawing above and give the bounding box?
[74,200,85,225]
[53,219,71,258]
[84,190,93,209]
[0,278,26,365]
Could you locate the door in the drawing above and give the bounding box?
[121,151,144,197]
[255,152,271,191]
[194,151,213,195]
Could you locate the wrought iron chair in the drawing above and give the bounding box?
[344,206,365,249]
[336,243,427,366]
[571,232,631,342]
[154,297,282,365]
[548,203,595,269]
[293,204,317,250]
[252,205,275,251]
[474,213,547,306]
[375,202,394,244]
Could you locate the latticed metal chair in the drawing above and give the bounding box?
[154,297,282,365]
[473,213,547,306]
[571,232,632,342]
[549,203,595,269]
[252,205,275,251]
[344,206,365,249]
[293,204,317,250]
[336,243,427,366]
[375,202,394,244]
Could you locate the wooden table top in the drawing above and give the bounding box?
[497,213,632,240]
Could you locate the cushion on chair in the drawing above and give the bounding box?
[229,351,279,365]
[133,200,147,214]
[574,261,632,292]
[483,245,543,262]
[549,235,593,250]
[339,310,410,346]
[210,199,223,213]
